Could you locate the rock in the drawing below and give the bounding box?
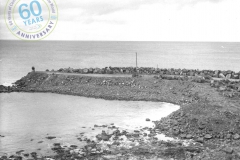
[102,135,111,141]
[226,74,232,79]
[189,72,195,76]
[46,136,56,140]
[30,152,37,157]
[222,147,233,154]
[186,134,193,139]
[233,74,239,79]
[88,68,93,73]
[96,133,111,141]
[93,68,102,74]
[70,145,78,148]
[226,134,232,139]
[171,119,178,126]
[219,73,225,79]
[219,86,226,91]
[1,156,8,159]
[180,134,187,139]
[96,134,102,140]
[204,134,212,139]
[233,134,240,140]
[173,129,180,135]
[195,137,204,143]
[23,154,29,157]
[133,133,140,137]
[198,121,206,129]
[16,150,24,154]
[146,118,150,121]
[83,68,89,74]
[53,143,61,146]
[148,133,156,137]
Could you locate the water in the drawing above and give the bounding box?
[0,93,179,156]
[0,40,240,85]
[0,40,239,156]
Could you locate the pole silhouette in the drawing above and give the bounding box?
[136,52,138,69]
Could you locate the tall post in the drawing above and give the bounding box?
[136,52,138,69]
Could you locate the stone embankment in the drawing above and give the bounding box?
[1,69,240,159]
[52,67,240,80]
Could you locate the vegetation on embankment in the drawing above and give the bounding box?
[1,71,240,159]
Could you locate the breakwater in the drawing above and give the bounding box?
[52,67,240,79]
[0,71,240,159]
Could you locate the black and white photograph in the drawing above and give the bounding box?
[0,0,240,159]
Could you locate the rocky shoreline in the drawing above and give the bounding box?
[1,69,240,160]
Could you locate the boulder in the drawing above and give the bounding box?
[233,134,240,140]
[226,134,232,139]
[186,134,193,139]
[226,74,231,79]
[73,69,79,73]
[198,121,206,129]
[219,86,226,91]
[101,135,110,141]
[222,147,233,154]
[226,70,233,74]
[88,68,93,73]
[148,133,156,137]
[173,128,180,135]
[189,72,195,76]
[195,137,204,143]
[204,134,212,139]
[96,134,102,141]
[233,75,239,79]
[106,68,113,74]
[46,136,56,140]
[83,68,89,74]
[180,134,187,139]
[93,68,101,74]
[219,73,225,79]
[214,70,219,75]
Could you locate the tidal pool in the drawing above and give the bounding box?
[0,93,179,156]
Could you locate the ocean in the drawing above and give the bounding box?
[0,40,240,85]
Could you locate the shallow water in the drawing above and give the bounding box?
[0,93,179,156]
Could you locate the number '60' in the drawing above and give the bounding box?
[19,1,42,19]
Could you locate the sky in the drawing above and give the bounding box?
[0,0,240,41]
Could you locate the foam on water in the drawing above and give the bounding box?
[2,82,13,86]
